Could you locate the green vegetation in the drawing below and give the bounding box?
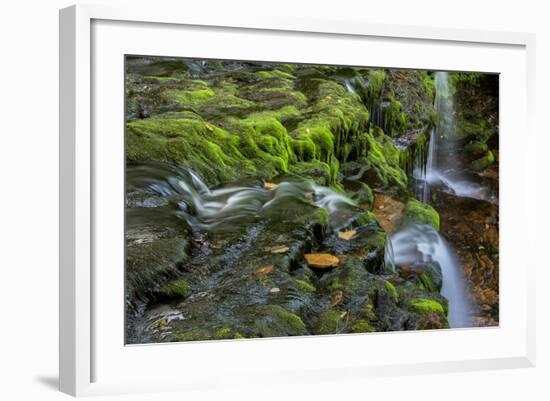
[402,199,440,230]
[410,298,446,315]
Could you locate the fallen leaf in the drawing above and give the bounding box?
[304,253,340,269]
[331,290,344,307]
[338,229,357,241]
[204,122,214,131]
[253,265,274,277]
[263,182,278,190]
[271,246,289,254]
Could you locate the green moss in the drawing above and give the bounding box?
[415,263,443,293]
[288,160,331,185]
[214,327,233,339]
[382,98,406,136]
[464,141,488,156]
[167,87,215,108]
[354,210,378,227]
[174,328,213,342]
[293,278,316,293]
[403,199,440,230]
[384,280,399,303]
[315,309,345,334]
[143,75,179,82]
[254,305,307,337]
[416,273,436,293]
[364,132,408,191]
[471,150,495,172]
[410,298,446,315]
[156,279,192,299]
[349,319,375,333]
[126,117,252,185]
[347,182,374,206]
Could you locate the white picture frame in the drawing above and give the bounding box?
[59,3,536,397]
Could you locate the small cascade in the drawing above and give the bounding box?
[127,162,357,232]
[415,71,456,202]
[387,223,472,328]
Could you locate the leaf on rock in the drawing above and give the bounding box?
[271,246,289,254]
[338,229,357,241]
[263,182,278,190]
[304,253,340,269]
[253,265,274,277]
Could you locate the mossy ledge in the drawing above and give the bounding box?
[125,62,436,189]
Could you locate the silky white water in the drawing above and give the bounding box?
[143,164,357,230]
[416,71,458,202]
[388,223,472,327]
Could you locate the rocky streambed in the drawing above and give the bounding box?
[126,162,451,343]
[124,57,499,343]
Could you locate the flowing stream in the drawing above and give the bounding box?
[128,162,357,232]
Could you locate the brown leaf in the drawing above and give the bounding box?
[271,246,289,254]
[253,265,274,277]
[331,290,344,307]
[263,182,278,190]
[338,229,357,241]
[304,253,340,269]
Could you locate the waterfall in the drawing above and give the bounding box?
[388,223,472,328]
[390,72,472,328]
[417,71,457,202]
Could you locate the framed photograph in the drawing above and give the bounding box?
[59,4,536,396]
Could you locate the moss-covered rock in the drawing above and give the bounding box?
[293,278,317,293]
[402,199,440,230]
[409,298,445,315]
[384,280,399,303]
[154,279,192,300]
[348,319,375,333]
[464,140,488,156]
[471,150,495,172]
[314,309,346,334]
[253,305,308,337]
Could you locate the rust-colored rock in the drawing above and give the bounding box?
[304,253,340,269]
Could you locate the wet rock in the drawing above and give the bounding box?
[402,199,440,230]
[372,193,405,233]
[433,190,498,326]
